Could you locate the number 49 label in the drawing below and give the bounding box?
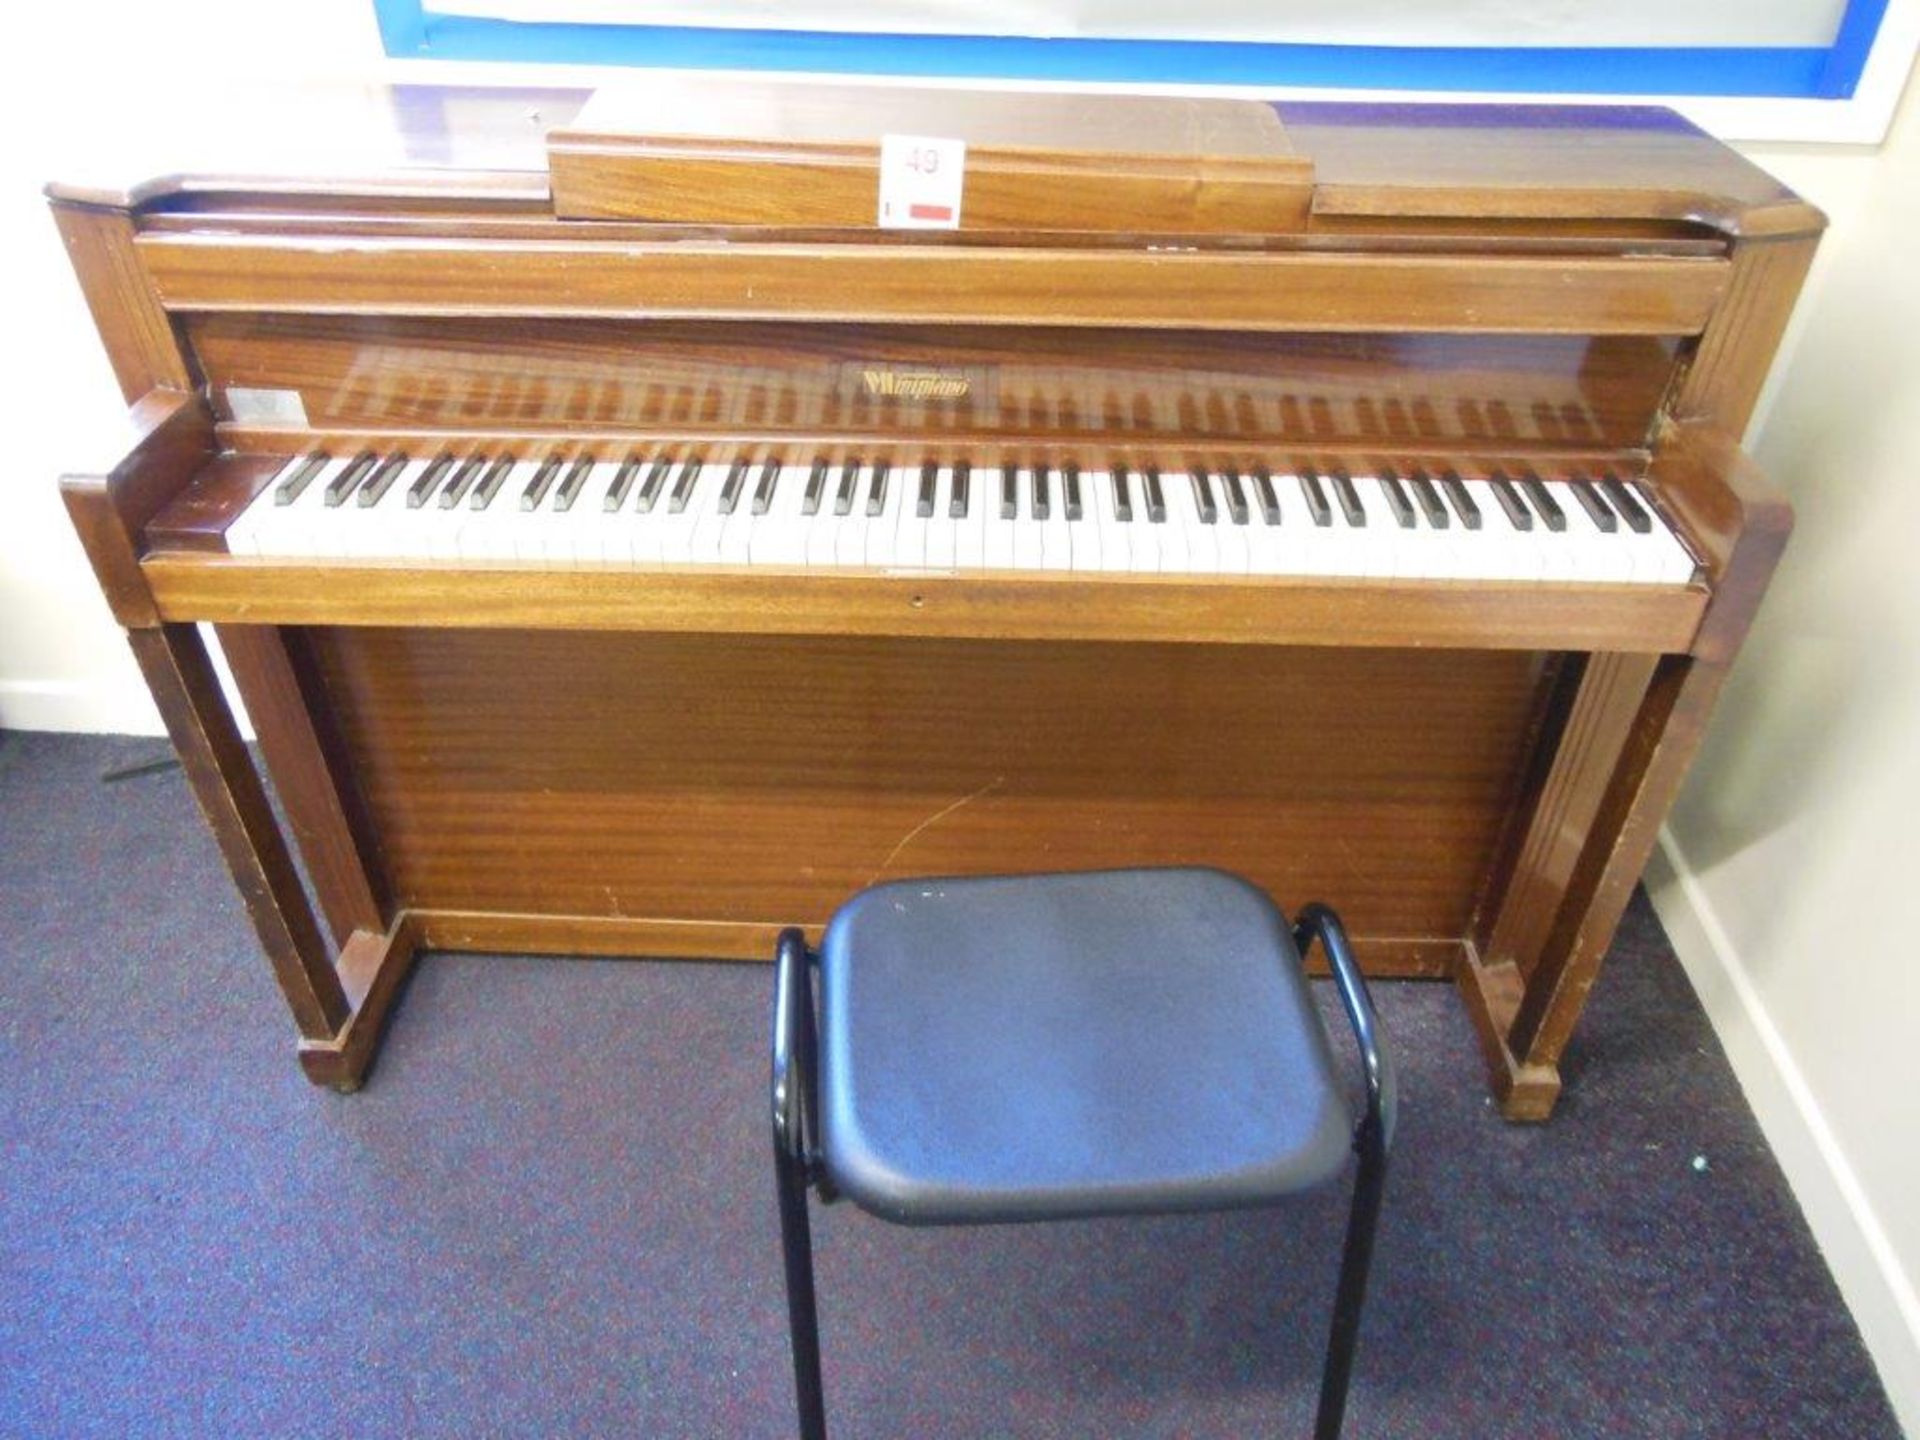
[877,134,966,230]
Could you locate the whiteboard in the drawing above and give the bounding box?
[380,0,1920,141]
[430,1,1852,49]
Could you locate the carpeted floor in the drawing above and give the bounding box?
[0,728,1901,1439]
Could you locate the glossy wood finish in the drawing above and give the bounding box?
[49,84,1819,1115]
[295,916,419,1092]
[182,314,1682,450]
[47,203,194,404]
[144,559,1707,655]
[136,233,1728,336]
[307,627,1545,959]
[126,623,348,1038]
[59,389,211,628]
[214,625,390,946]
[1279,103,1822,238]
[47,85,1817,239]
[550,82,1314,233]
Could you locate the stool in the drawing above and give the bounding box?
[771,867,1396,1439]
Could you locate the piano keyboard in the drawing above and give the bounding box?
[227,449,1698,585]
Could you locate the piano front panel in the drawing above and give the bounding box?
[185,314,1682,452]
[306,625,1556,972]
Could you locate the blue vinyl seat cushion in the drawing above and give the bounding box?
[816,867,1355,1225]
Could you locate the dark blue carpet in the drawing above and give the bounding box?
[0,729,1900,1438]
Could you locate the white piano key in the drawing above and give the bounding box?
[865,462,906,569]
[1166,471,1219,576]
[1066,471,1103,574]
[750,463,815,567]
[1211,472,1252,577]
[1038,466,1073,572]
[344,456,426,559]
[716,461,763,566]
[981,468,1017,571]
[1087,471,1130,574]
[926,466,960,571]
[675,462,731,566]
[956,466,991,571]
[833,463,875,569]
[893,463,933,569]
[1010,468,1044,572]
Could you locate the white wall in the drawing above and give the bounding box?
[1,6,1916,1429]
[1649,85,1920,1438]
[0,1,388,733]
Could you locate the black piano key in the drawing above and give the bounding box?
[999,466,1018,520]
[1031,465,1051,521]
[1252,469,1281,525]
[273,451,330,507]
[1602,473,1654,534]
[520,454,564,510]
[1520,471,1567,532]
[1488,471,1533,531]
[1376,470,1416,529]
[1219,470,1249,525]
[1112,465,1134,522]
[668,456,703,513]
[603,456,644,511]
[865,461,891,517]
[1062,463,1083,521]
[1298,468,1333,527]
[717,459,750,516]
[469,455,516,510]
[1330,471,1366,527]
[916,460,939,518]
[1143,466,1167,523]
[438,454,489,508]
[355,452,409,507]
[1190,471,1218,524]
[1570,476,1618,533]
[950,461,971,519]
[324,450,379,508]
[635,455,673,513]
[752,458,781,515]
[802,458,830,516]
[1439,469,1482,530]
[553,456,594,513]
[406,452,455,509]
[833,459,861,516]
[1409,469,1450,529]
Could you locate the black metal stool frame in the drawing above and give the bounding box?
[771,900,1395,1440]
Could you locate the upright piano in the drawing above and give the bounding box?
[51,82,1819,1117]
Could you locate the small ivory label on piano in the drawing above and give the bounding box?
[877,134,965,230]
[226,387,310,427]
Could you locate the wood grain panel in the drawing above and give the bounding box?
[409,909,1462,976]
[306,629,1549,955]
[48,203,193,403]
[549,83,1312,231]
[1477,651,1658,982]
[1674,234,1820,435]
[138,234,1728,336]
[142,556,1707,654]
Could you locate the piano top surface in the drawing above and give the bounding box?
[44,77,1819,239]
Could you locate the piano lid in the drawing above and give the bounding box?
[545,78,1315,235]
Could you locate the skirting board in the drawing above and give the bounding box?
[1,637,251,738]
[1647,829,1920,1437]
[0,678,166,736]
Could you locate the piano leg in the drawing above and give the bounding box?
[1461,650,1737,1119]
[215,624,389,947]
[127,623,414,1091]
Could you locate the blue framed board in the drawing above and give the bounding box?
[374,0,1891,100]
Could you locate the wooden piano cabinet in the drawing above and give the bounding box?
[48,86,1818,1114]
